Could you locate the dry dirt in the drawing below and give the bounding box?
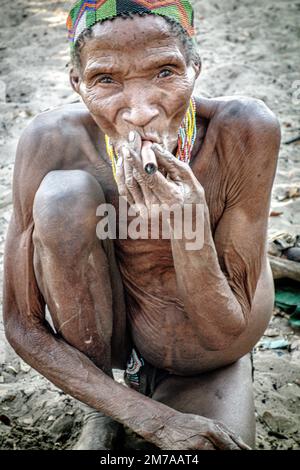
[0,0,299,450]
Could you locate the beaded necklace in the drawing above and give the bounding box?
[105,97,197,182]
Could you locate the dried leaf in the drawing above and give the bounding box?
[270,211,283,217]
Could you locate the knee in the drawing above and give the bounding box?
[33,170,105,252]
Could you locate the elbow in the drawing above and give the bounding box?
[4,312,15,346]
[3,311,38,362]
[4,308,55,370]
[4,320,43,370]
[4,317,26,357]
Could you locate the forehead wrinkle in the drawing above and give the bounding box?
[88,34,180,55]
[82,44,185,77]
[83,51,185,80]
[91,15,172,47]
[79,15,189,71]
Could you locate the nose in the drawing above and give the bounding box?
[122,104,159,128]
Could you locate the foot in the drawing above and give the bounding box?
[73,407,122,450]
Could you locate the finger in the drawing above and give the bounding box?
[207,423,251,451]
[130,169,148,213]
[130,158,174,207]
[116,150,135,206]
[217,423,252,450]
[128,130,142,155]
[128,141,158,176]
[128,147,182,207]
[124,148,159,213]
[115,154,132,202]
[205,430,241,451]
[132,168,161,213]
[146,171,186,208]
[123,147,145,210]
[115,154,125,192]
[227,433,251,450]
[151,144,192,181]
[127,147,144,175]
[128,148,160,194]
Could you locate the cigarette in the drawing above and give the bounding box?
[141,141,158,175]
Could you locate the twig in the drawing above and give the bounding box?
[284,135,300,145]
[268,254,300,282]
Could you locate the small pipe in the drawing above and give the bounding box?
[141,141,158,175]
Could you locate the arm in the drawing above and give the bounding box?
[3,114,248,450]
[123,99,280,351]
[4,219,177,441]
[3,116,176,444]
[167,100,281,349]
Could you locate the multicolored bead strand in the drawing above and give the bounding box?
[176,97,197,163]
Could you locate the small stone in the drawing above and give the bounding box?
[22,417,33,425]
[6,365,18,375]
[20,360,31,373]
[286,247,300,262]
[265,328,281,337]
[290,340,300,351]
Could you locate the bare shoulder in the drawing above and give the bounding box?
[14,102,98,188]
[19,103,94,155]
[13,103,97,229]
[195,95,281,164]
[197,95,280,134]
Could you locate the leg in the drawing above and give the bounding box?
[32,169,127,449]
[152,355,255,448]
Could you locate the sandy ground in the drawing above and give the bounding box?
[0,0,299,450]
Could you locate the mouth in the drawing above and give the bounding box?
[140,135,161,145]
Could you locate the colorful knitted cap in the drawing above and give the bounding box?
[67,0,195,49]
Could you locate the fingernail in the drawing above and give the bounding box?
[128,131,135,142]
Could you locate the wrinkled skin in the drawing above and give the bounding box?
[3,15,280,450]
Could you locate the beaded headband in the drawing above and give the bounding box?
[66,0,195,49]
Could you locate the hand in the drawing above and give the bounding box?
[115,131,204,215]
[155,413,251,450]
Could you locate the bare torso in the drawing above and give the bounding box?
[115,226,273,375]
[24,96,276,374]
[3,90,280,450]
[112,104,274,373]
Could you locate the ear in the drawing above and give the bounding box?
[193,59,201,79]
[69,67,81,94]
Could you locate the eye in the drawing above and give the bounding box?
[96,75,114,84]
[157,68,174,79]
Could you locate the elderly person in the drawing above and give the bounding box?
[3,0,280,450]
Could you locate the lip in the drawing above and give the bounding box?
[141,136,161,144]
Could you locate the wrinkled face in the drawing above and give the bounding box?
[70,14,200,152]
